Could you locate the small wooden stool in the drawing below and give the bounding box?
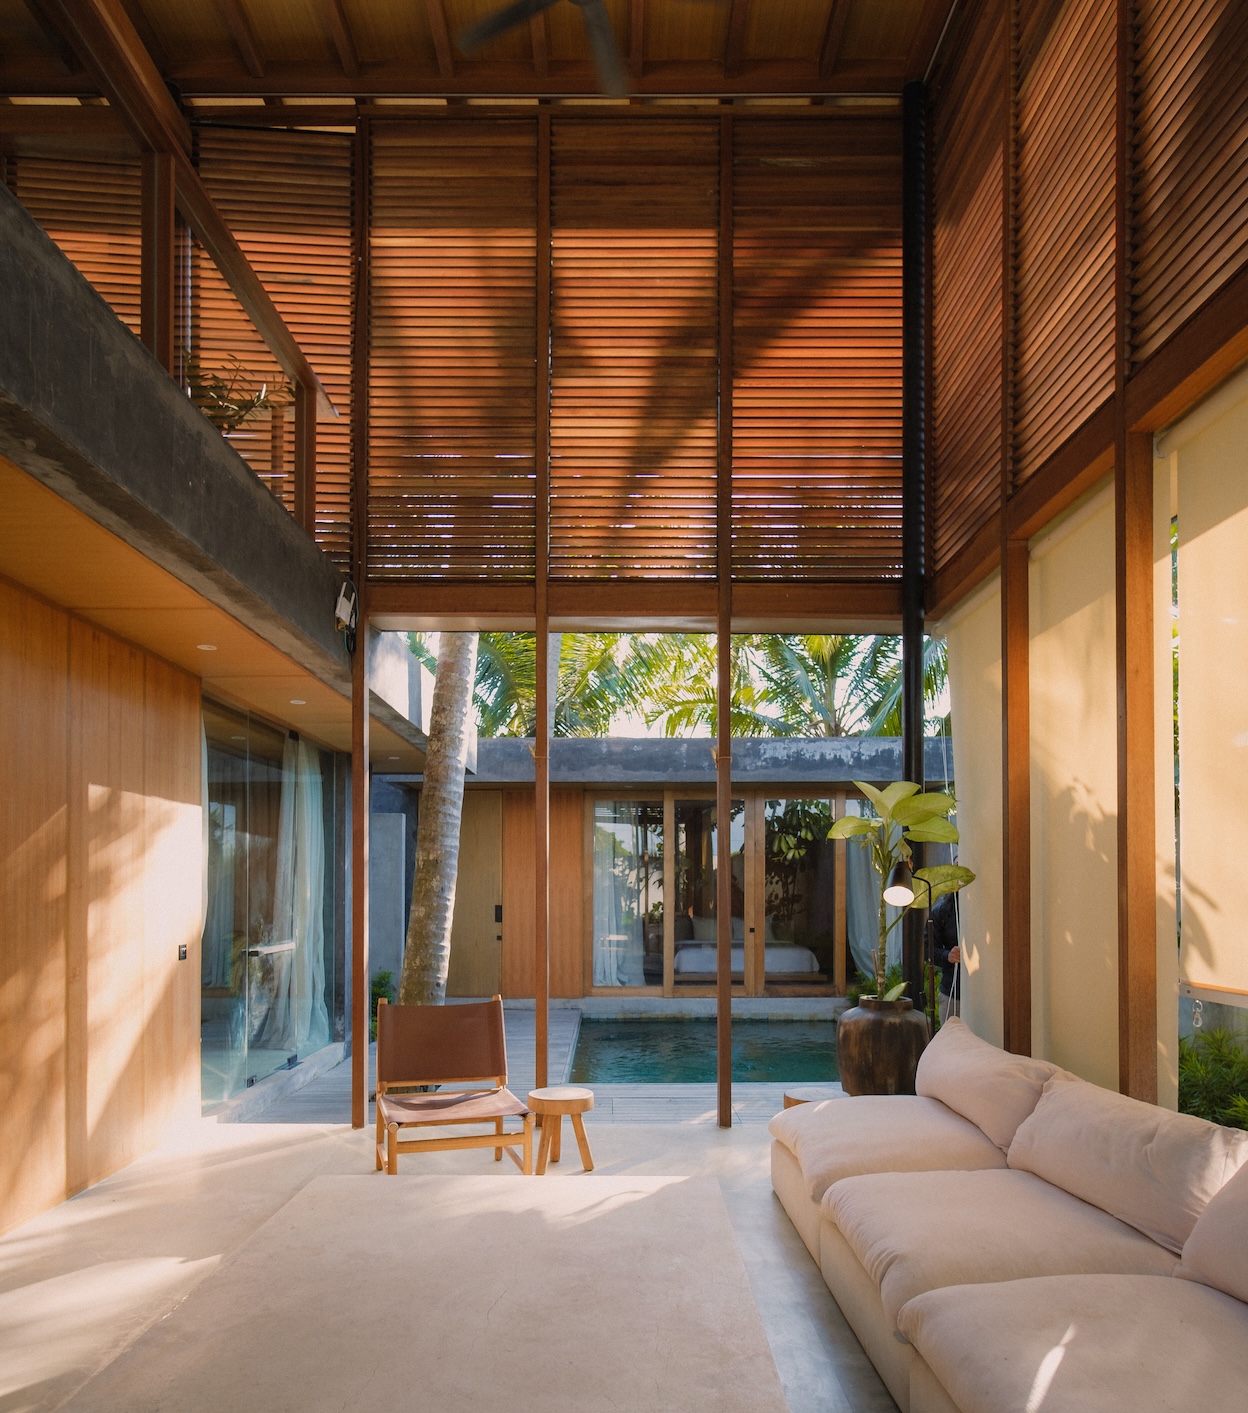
[527,1086,595,1174]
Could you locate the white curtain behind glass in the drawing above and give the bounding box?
[256,735,329,1053]
[844,800,903,984]
[592,817,645,987]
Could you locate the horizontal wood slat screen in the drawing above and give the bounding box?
[930,0,1004,578]
[7,155,142,339]
[732,118,903,581]
[550,119,719,579]
[198,129,354,567]
[368,122,537,580]
[186,224,291,512]
[1011,0,1116,486]
[1131,0,1248,367]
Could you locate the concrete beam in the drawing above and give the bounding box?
[0,183,351,690]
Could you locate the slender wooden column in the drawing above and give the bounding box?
[349,119,371,1129]
[294,379,317,537]
[534,109,552,1092]
[716,110,734,1129]
[999,0,1031,1055]
[140,149,175,373]
[1114,0,1157,1100]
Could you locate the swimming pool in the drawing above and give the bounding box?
[568,1018,838,1084]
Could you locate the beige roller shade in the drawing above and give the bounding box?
[1161,366,1248,1004]
[942,574,1004,1047]
[1029,485,1118,1090]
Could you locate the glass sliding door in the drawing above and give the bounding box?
[762,798,836,985]
[591,800,664,987]
[672,798,745,984]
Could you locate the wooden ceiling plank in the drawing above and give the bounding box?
[20,0,85,76]
[212,0,266,80]
[424,0,455,80]
[723,0,750,80]
[530,12,549,80]
[905,0,955,82]
[316,0,360,80]
[818,0,853,80]
[116,0,169,74]
[630,0,644,82]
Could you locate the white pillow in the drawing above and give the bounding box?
[1007,1072,1248,1252]
[1177,1156,1248,1303]
[914,1017,1056,1152]
[691,915,716,942]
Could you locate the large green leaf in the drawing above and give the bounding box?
[903,817,960,845]
[882,981,909,1002]
[828,817,878,840]
[911,863,976,905]
[854,780,890,815]
[891,791,955,826]
[880,780,922,811]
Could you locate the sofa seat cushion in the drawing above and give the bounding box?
[824,1169,1177,1327]
[915,1017,1057,1152]
[768,1095,1005,1205]
[1008,1072,1248,1252]
[897,1274,1248,1413]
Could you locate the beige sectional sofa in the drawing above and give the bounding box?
[769,1018,1248,1413]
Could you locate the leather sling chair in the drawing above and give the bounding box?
[374,995,535,1175]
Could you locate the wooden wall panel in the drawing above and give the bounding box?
[1012,0,1116,485]
[550,120,719,579]
[446,790,503,998]
[501,787,583,999]
[930,0,1004,577]
[0,579,201,1233]
[0,581,69,1235]
[1131,0,1248,367]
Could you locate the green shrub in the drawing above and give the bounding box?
[1178,1028,1248,1130]
[369,970,396,1040]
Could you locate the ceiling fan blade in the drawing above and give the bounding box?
[458,0,560,55]
[572,0,629,97]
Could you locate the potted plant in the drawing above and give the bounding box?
[829,781,975,1094]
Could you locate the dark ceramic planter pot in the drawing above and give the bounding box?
[837,997,931,1095]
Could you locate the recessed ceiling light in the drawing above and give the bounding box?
[388,755,400,761]
[230,735,245,741]
[196,643,217,651]
[289,698,306,705]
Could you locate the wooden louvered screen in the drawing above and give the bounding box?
[550,120,719,579]
[9,155,141,339]
[368,122,537,580]
[186,227,291,510]
[198,129,355,567]
[732,119,903,581]
[1131,0,1248,368]
[1011,0,1116,486]
[931,0,1004,578]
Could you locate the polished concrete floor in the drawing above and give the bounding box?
[0,1052,892,1413]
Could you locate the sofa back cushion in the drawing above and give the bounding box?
[1007,1072,1248,1252]
[914,1017,1056,1151]
[1177,1158,1248,1302]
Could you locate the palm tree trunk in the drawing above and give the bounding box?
[399,632,479,1005]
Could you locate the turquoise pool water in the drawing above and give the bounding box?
[568,1018,838,1084]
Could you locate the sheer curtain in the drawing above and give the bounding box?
[592,816,644,987]
[844,801,903,984]
[256,735,329,1053]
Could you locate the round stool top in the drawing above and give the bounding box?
[527,1085,594,1113]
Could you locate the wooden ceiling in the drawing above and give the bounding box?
[2,0,953,99]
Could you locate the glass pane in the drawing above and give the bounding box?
[673,798,745,980]
[592,801,663,987]
[763,798,835,981]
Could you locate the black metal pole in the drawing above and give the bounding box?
[901,79,928,1004]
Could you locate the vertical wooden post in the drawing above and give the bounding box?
[140,149,175,373]
[663,791,676,997]
[349,118,371,1130]
[833,793,848,996]
[716,109,734,1129]
[1115,0,1156,1100]
[1000,0,1032,1056]
[294,380,317,538]
[534,108,552,1092]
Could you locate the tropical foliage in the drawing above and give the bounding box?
[411,630,949,740]
[828,781,974,1000]
[1179,1028,1248,1130]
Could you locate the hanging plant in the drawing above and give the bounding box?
[184,352,291,434]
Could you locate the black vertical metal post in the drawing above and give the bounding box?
[901,80,928,1003]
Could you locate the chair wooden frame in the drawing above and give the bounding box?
[373,996,534,1175]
